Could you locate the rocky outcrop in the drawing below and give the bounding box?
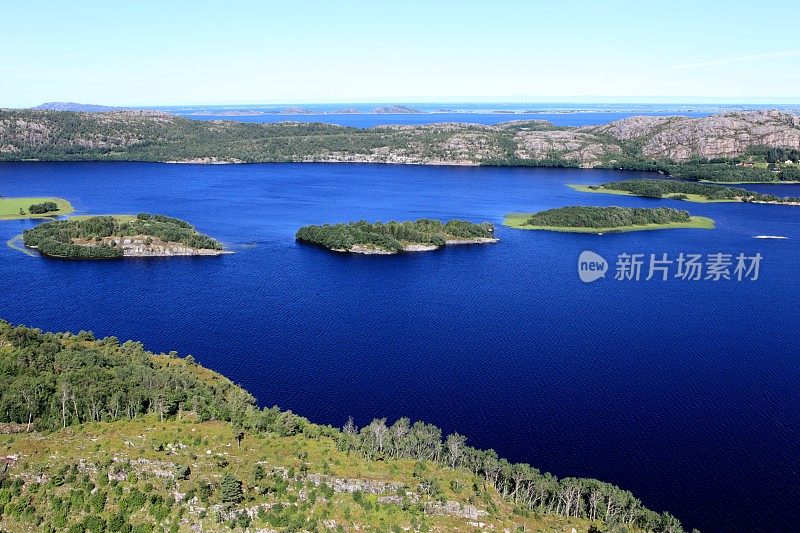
[72,235,227,257]
[425,500,489,520]
[591,110,800,161]
[514,129,622,166]
[336,237,499,255]
[589,115,677,140]
[166,156,244,164]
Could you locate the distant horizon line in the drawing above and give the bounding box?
[12,98,800,110]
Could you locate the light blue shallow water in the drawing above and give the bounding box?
[0,162,797,532]
[174,111,712,127]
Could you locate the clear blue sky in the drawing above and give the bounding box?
[2,0,799,107]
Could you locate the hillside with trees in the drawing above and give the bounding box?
[3,109,800,178]
[0,321,686,532]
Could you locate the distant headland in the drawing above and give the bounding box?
[569,179,800,205]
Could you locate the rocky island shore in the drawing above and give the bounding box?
[22,213,225,259]
[345,236,499,255]
[70,234,229,257]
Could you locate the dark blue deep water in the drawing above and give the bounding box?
[1,162,798,532]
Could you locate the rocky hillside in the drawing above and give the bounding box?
[0,418,600,532]
[0,321,684,532]
[1,108,798,167]
[589,110,800,161]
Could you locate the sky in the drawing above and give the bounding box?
[2,0,800,107]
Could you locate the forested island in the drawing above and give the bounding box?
[22,214,224,259]
[3,108,800,182]
[570,179,800,204]
[296,219,498,254]
[0,197,73,220]
[505,206,714,233]
[0,320,686,532]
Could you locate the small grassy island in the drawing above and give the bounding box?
[22,213,225,259]
[505,206,714,233]
[0,196,73,220]
[569,179,800,204]
[296,219,498,254]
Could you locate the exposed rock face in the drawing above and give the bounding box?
[591,111,800,161]
[589,115,677,140]
[72,235,226,257]
[335,237,499,255]
[424,500,489,520]
[514,129,622,166]
[166,156,244,164]
[305,473,405,494]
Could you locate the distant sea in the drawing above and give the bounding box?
[152,102,800,128]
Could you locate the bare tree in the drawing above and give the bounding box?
[445,433,466,469]
[343,416,358,436]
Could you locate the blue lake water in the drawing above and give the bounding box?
[0,162,798,532]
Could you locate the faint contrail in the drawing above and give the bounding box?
[674,50,800,69]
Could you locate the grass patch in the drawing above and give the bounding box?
[0,197,74,219]
[567,184,738,203]
[503,212,715,233]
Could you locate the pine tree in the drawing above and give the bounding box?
[220,474,243,505]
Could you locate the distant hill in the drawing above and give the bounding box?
[2,108,800,176]
[31,101,126,112]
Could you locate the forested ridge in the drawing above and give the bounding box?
[0,321,686,532]
[2,109,800,183]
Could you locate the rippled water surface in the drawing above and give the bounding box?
[0,162,797,532]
